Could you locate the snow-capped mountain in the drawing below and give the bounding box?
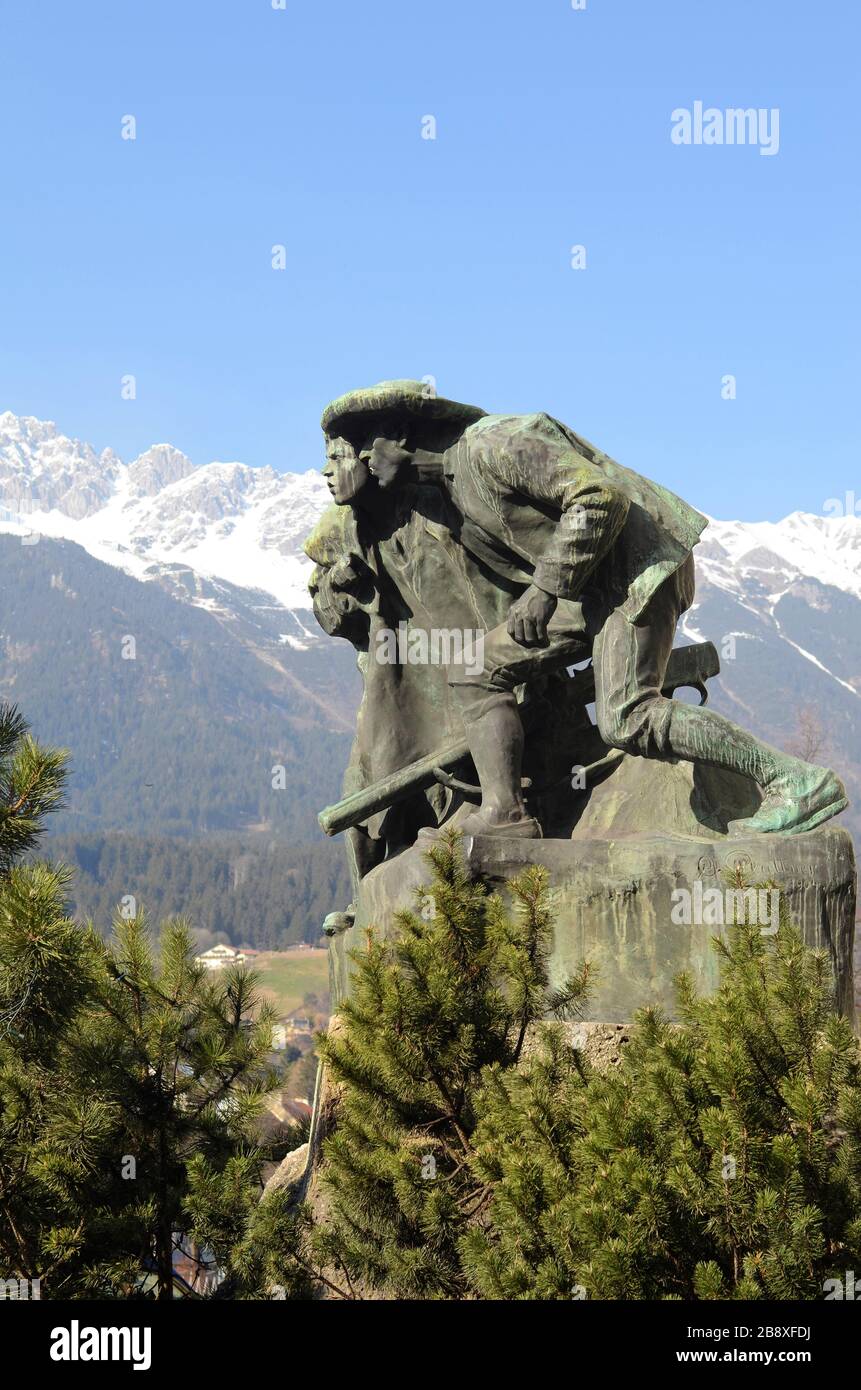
[682,512,861,699]
[0,411,328,611]
[0,408,857,845]
[1,407,859,717]
[696,512,861,605]
[676,509,860,848]
[2,412,859,638]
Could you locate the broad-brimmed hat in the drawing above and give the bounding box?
[321,379,486,440]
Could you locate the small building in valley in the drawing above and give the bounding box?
[195,944,246,972]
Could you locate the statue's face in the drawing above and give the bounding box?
[323,437,370,504]
[360,432,412,489]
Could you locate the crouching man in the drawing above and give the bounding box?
[320,379,848,840]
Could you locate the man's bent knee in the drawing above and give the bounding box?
[596,693,674,757]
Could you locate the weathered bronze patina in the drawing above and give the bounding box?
[307,380,855,1019]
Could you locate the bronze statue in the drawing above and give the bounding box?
[308,380,847,855]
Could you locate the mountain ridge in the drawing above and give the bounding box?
[0,410,327,610]
[2,410,859,626]
[0,409,857,845]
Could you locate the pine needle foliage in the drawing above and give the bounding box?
[463,891,861,1300]
[0,703,67,872]
[313,830,589,1298]
[0,702,284,1298]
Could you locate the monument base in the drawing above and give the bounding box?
[336,824,856,1023]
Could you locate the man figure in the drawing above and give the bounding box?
[319,380,848,840]
[311,415,521,862]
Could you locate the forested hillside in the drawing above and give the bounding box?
[0,534,356,841]
[46,833,351,949]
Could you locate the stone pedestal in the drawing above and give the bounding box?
[331,754,857,1022]
[333,823,856,1023]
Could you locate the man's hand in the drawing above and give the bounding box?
[506,584,558,646]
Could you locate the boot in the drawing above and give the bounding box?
[420,692,542,840]
[668,703,848,835]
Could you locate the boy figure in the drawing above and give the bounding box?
[320,380,847,840]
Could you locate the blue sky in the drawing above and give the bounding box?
[1,0,858,519]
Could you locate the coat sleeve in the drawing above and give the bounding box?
[470,423,630,599]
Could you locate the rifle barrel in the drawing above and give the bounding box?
[317,640,719,837]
